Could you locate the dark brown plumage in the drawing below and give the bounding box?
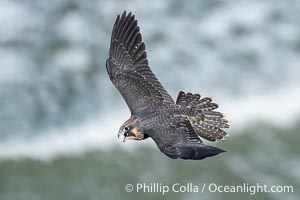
[106,11,229,160]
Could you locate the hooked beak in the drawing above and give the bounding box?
[117,131,126,142]
[118,130,136,142]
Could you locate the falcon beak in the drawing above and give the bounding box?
[118,131,126,142]
[118,130,137,142]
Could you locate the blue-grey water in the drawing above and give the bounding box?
[0,0,299,199]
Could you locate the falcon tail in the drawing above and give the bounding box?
[176,91,230,142]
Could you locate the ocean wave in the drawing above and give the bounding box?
[0,112,126,160]
[223,84,300,130]
[0,85,299,160]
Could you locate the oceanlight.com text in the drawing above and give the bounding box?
[124,182,293,195]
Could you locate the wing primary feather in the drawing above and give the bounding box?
[115,11,128,39]
[111,15,120,44]
[124,20,138,49]
[119,13,133,42]
[107,11,175,113]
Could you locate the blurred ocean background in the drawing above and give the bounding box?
[0,0,299,199]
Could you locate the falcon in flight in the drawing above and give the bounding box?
[106,11,229,160]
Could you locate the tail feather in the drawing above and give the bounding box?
[204,117,229,128]
[176,91,229,142]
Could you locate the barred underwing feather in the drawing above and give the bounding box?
[176,91,229,141]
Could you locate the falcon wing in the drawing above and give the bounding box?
[148,116,226,160]
[176,91,229,141]
[106,11,174,114]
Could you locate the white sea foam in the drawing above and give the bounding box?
[223,85,300,130]
[0,85,299,160]
[0,112,126,160]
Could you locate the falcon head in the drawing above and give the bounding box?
[118,117,147,142]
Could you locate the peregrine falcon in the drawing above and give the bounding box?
[106,11,229,160]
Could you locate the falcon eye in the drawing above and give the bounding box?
[124,126,129,131]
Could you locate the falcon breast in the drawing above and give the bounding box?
[106,11,229,160]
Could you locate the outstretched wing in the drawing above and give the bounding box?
[148,116,225,160]
[106,11,174,114]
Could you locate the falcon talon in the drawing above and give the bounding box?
[106,11,230,160]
